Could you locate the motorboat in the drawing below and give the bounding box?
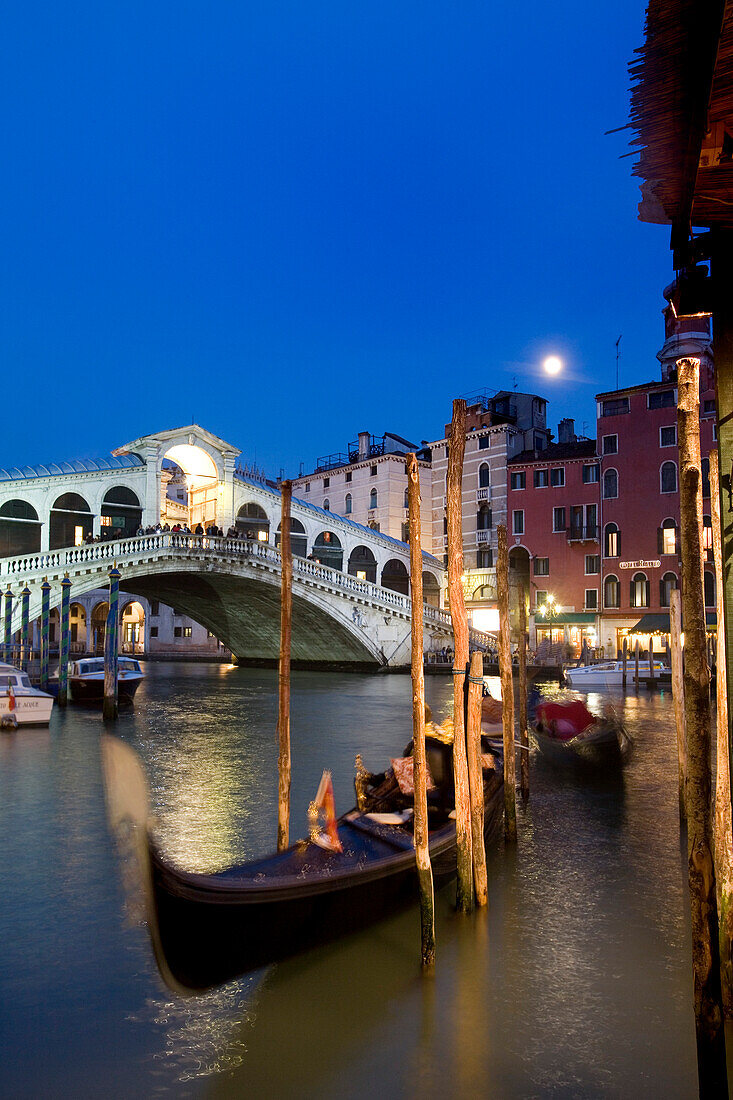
[68,657,144,704]
[564,659,666,691]
[101,731,504,992]
[0,663,54,727]
[531,699,632,765]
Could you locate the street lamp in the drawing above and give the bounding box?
[538,593,557,643]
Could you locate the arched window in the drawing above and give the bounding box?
[313,531,343,570]
[422,571,441,608]
[476,505,492,530]
[660,461,677,493]
[347,544,377,581]
[604,573,620,609]
[703,515,713,554]
[276,517,307,558]
[604,522,619,557]
[478,463,490,488]
[403,487,409,509]
[658,517,678,556]
[101,485,142,538]
[660,571,677,608]
[381,558,409,595]
[630,571,649,608]
[344,493,352,515]
[0,499,41,556]
[236,501,270,541]
[369,488,378,509]
[50,492,92,549]
[603,469,618,499]
[323,498,330,512]
[705,570,716,608]
[702,456,711,498]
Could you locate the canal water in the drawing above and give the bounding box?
[0,662,710,1096]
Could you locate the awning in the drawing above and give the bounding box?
[534,612,597,626]
[628,612,717,634]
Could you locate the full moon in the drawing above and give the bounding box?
[543,355,562,375]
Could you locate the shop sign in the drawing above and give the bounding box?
[618,559,660,569]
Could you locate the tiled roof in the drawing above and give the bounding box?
[508,440,597,465]
[0,453,146,482]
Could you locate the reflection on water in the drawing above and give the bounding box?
[0,665,704,1096]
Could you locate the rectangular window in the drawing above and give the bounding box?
[648,389,675,409]
[662,526,676,555]
[602,434,618,455]
[534,432,546,450]
[183,626,192,638]
[151,600,159,617]
[345,471,352,483]
[550,467,565,487]
[401,523,410,542]
[510,471,526,490]
[553,507,566,533]
[479,436,490,450]
[370,465,377,476]
[582,463,599,483]
[323,477,330,488]
[601,398,629,417]
[585,554,600,574]
[305,482,310,493]
[174,626,182,638]
[533,557,549,576]
[585,589,598,610]
[535,590,548,608]
[534,469,548,488]
[477,549,493,568]
[512,510,524,535]
[660,425,677,447]
[150,626,158,638]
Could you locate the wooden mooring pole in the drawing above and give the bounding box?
[103,567,120,721]
[518,582,529,803]
[466,649,488,906]
[277,480,293,852]
[3,585,12,664]
[710,449,733,1014]
[447,398,473,913]
[407,453,436,962]
[622,637,627,691]
[634,638,640,690]
[670,587,687,822]
[58,574,71,709]
[497,525,517,842]
[20,585,30,673]
[677,356,727,1091]
[40,578,51,691]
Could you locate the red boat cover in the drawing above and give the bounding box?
[536,701,596,740]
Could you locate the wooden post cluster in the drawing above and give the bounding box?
[669,587,687,822]
[497,525,517,842]
[466,649,488,906]
[446,398,474,912]
[277,480,293,852]
[518,582,530,802]
[710,449,733,1014]
[407,453,436,965]
[677,356,727,1087]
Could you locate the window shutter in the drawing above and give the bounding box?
[657,527,663,555]
[675,525,680,555]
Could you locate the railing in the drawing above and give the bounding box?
[566,524,599,542]
[0,534,470,637]
[477,487,490,501]
[476,529,492,543]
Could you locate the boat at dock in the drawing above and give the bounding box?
[102,732,504,992]
[0,663,54,727]
[564,659,666,691]
[50,657,145,704]
[531,699,632,765]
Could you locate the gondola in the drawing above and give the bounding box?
[101,733,504,993]
[531,699,632,765]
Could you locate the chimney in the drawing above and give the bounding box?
[558,418,575,444]
[358,431,370,459]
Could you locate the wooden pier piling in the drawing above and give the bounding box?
[408,454,436,961]
[677,356,727,1088]
[103,567,120,721]
[670,587,686,822]
[518,582,529,803]
[3,585,13,664]
[466,649,488,906]
[634,638,640,690]
[58,574,71,708]
[277,480,293,852]
[40,579,51,691]
[447,398,473,912]
[710,449,733,1014]
[20,585,30,672]
[497,525,517,842]
[622,637,627,690]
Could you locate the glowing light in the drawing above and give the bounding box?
[543,355,562,376]
[471,608,500,633]
[257,530,268,541]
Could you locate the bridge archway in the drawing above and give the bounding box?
[0,500,41,556]
[422,571,440,608]
[101,486,142,539]
[91,601,108,654]
[382,558,409,596]
[237,502,270,541]
[348,545,377,581]
[50,493,93,550]
[276,519,307,558]
[313,531,343,570]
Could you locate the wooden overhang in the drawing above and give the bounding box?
[629,0,733,241]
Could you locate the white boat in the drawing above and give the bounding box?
[68,657,144,704]
[0,663,54,727]
[564,659,667,690]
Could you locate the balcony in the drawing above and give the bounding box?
[476,529,492,543]
[477,487,490,502]
[315,452,350,472]
[567,524,599,543]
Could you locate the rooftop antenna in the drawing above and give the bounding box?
[513,375,518,391]
[615,335,622,390]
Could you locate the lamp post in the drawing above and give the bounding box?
[538,593,557,647]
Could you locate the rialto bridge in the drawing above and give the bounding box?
[0,425,494,667]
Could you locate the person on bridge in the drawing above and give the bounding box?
[194,523,204,535]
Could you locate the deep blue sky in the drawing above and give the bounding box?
[0,2,669,477]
